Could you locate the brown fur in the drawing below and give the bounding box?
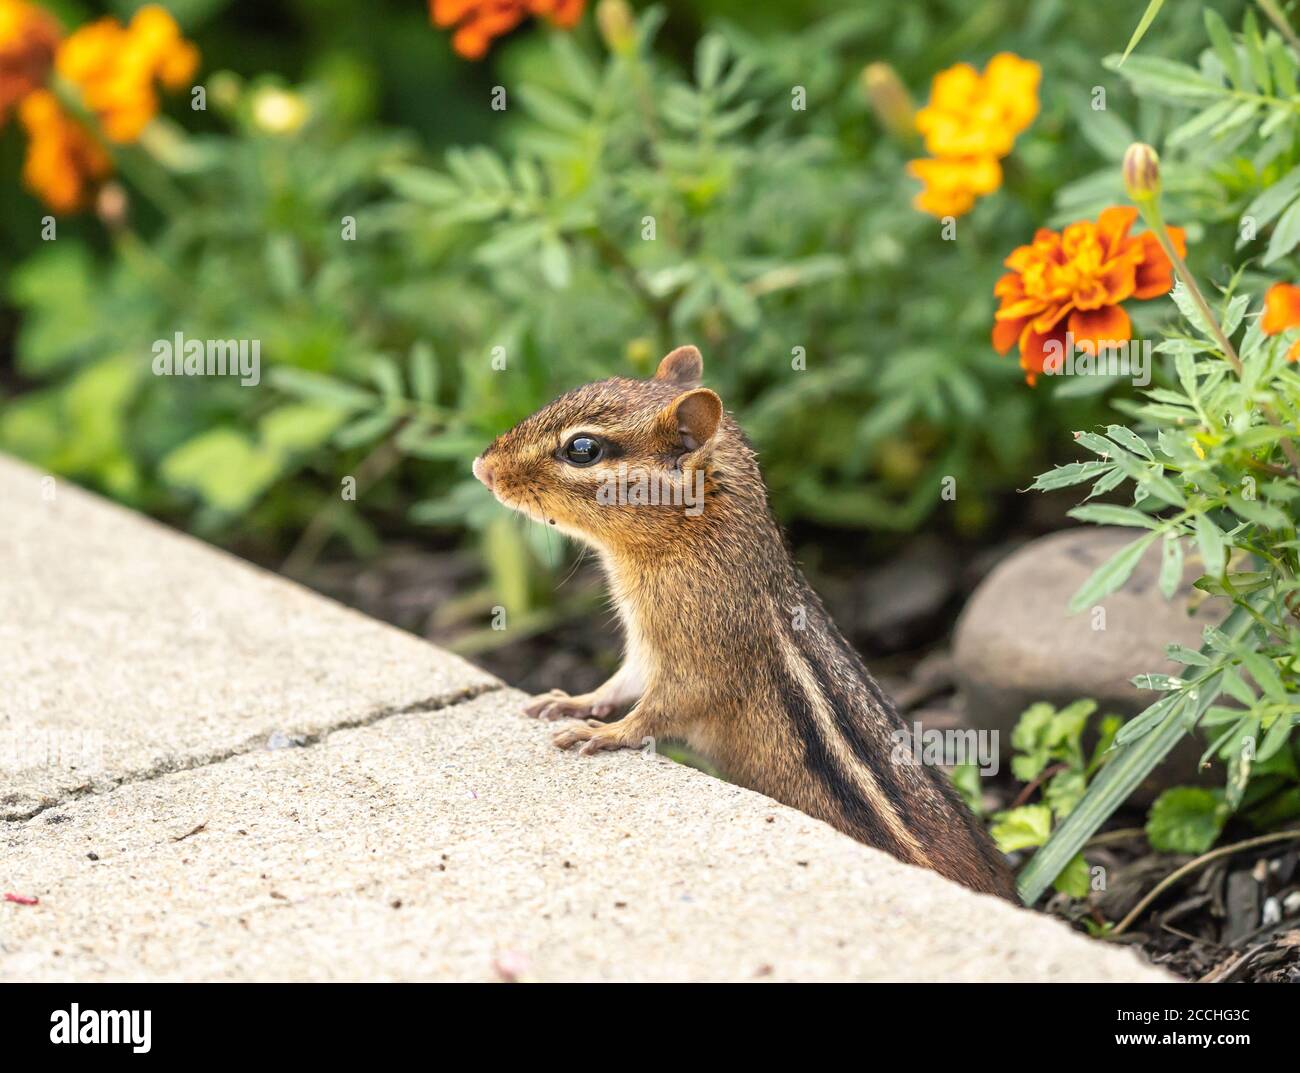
[474,345,1016,900]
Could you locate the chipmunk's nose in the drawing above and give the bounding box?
[472,456,495,490]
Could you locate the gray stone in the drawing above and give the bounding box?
[0,689,1169,982]
[0,455,1171,982]
[0,455,498,821]
[954,527,1225,797]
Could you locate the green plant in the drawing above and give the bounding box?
[990,700,1121,898]
[1017,5,1300,905]
[7,3,1150,617]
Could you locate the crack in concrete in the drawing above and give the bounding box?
[3,680,507,825]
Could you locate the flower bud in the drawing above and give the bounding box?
[250,87,308,135]
[596,0,636,55]
[95,181,129,231]
[862,63,916,141]
[1123,142,1161,202]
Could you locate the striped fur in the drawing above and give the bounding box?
[477,347,1016,900]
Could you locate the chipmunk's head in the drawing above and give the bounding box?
[473,345,725,550]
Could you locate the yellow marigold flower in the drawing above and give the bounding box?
[0,0,60,127]
[906,155,1001,218]
[57,4,198,143]
[907,52,1040,218]
[917,52,1040,158]
[17,88,111,212]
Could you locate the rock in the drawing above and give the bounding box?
[0,454,1170,982]
[953,527,1226,800]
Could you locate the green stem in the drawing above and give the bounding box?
[1256,0,1300,58]
[1135,196,1300,475]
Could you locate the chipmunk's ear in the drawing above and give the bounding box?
[654,345,703,388]
[665,387,722,452]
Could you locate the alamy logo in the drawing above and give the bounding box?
[595,463,706,516]
[152,332,261,386]
[890,722,999,776]
[1040,331,1151,386]
[50,1004,151,1053]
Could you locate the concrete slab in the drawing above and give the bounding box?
[0,455,498,821]
[0,690,1170,982]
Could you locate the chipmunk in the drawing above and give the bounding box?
[472,345,1016,900]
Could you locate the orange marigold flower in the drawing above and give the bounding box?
[908,52,1040,218]
[57,4,198,143]
[430,0,585,60]
[1261,282,1300,335]
[992,205,1186,385]
[17,88,111,212]
[1261,282,1300,362]
[0,0,60,127]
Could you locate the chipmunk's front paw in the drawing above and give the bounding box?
[552,719,635,756]
[522,689,617,722]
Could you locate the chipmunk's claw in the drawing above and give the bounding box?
[523,689,616,722]
[552,720,630,755]
[522,689,568,719]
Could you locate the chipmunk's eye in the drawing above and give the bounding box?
[562,435,603,466]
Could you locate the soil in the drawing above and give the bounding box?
[297,534,1300,983]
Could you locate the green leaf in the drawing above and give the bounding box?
[264,235,303,299]
[696,33,728,90]
[1244,10,1272,94]
[1241,166,1300,234]
[332,411,397,449]
[1052,853,1092,898]
[1104,54,1224,102]
[1017,603,1254,905]
[1045,769,1089,823]
[1194,513,1226,578]
[1029,461,1112,491]
[1241,651,1286,701]
[409,342,438,406]
[1075,105,1136,160]
[1106,424,1154,460]
[1257,711,1296,762]
[991,805,1053,854]
[270,368,374,411]
[1226,492,1290,528]
[1204,9,1242,89]
[1159,534,1184,599]
[258,403,348,455]
[1118,0,1166,66]
[484,514,533,614]
[949,763,984,816]
[384,165,461,205]
[1264,196,1300,265]
[159,429,282,513]
[518,85,588,134]
[1067,504,1160,529]
[1068,532,1158,612]
[1166,98,1238,148]
[368,354,405,400]
[539,237,572,288]
[1165,643,1210,666]
[1146,787,1228,854]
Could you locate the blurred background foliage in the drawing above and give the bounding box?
[0,0,1252,636]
